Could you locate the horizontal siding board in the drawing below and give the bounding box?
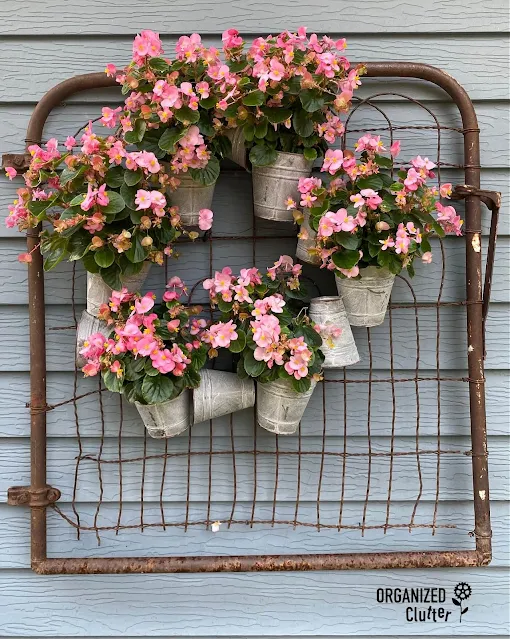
[0,435,507,503]
[0,568,508,635]
[1,36,508,102]
[0,103,508,168]
[1,0,508,34]
[1,370,508,438]
[0,304,507,372]
[0,501,507,569]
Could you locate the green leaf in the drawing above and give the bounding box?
[228,59,248,73]
[261,107,292,124]
[356,175,384,191]
[124,357,146,382]
[432,221,446,238]
[102,191,126,216]
[103,370,124,394]
[217,298,233,313]
[285,76,302,94]
[249,144,278,167]
[158,126,187,153]
[189,156,220,186]
[124,168,143,186]
[148,57,170,72]
[43,245,67,271]
[299,89,325,112]
[141,374,175,404]
[124,119,147,144]
[335,231,361,250]
[390,182,404,191]
[138,129,166,159]
[82,251,101,273]
[144,359,159,376]
[242,90,266,106]
[374,154,393,168]
[120,183,137,210]
[291,376,312,393]
[67,232,91,260]
[105,166,125,188]
[254,119,268,139]
[303,147,317,162]
[332,249,361,270]
[293,109,314,137]
[60,165,86,186]
[301,324,323,348]
[198,96,216,109]
[125,234,148,263]
[174,106,200,124]
[243,123,255,142]
[228,328,246,353]
[28,197,57,219]
[243,350,266,377]
[94,246,115,268]
[100,263,122,289]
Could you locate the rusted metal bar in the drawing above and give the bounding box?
[7,485,61,507]
[33,550,485,575]
[10,63,492,574]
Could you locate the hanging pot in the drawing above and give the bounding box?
[76,263,152,367]
[335,266,396,327]
[256,378,317,435]
[193,369,255,424]
[295,210,320,265]
[135,390,192,439]
[225,128,248,169]
[166,172,216,226]
[308,296,360,368]
[252,151,313,222]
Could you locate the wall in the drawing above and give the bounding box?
[0,1,509,636]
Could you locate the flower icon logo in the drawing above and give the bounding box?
[452,582,471,622]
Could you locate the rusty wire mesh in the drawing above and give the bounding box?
[44,90,480,553]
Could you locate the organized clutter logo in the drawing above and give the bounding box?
[376,582,472,623]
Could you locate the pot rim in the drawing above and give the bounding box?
[310,295,344,303]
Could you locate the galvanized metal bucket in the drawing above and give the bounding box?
[75,310,109,369]
[308,296,360,368]
[335,266,396,327]
[193,369,255,424]
[166,173,216,227]
[135,390,192,438]
[256,378,317,435]
[295,210,320,265]
[225,128,248,169]
[252,152,313,222]
[85,262,151,316]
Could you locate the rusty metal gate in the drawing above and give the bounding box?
[3,62,499,574]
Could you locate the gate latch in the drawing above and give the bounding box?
[7,485,61,507]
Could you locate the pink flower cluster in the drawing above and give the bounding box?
[169,126,211,174]
[435,201,463,236]
[132,30,163,64]
[203,266,262,303]
[204,320,238,348]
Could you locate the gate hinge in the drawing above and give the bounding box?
[2,152,32,173]
[7,485,61,507]
[451,184,501,213]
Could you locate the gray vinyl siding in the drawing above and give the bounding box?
[0,0,508,636]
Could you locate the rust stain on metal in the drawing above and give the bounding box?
[8,485,61,507]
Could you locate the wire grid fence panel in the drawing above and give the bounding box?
[46,86,479,558]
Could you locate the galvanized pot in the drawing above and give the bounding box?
[193,369,255,424]
[135,390,192,438]
[166,173,216,227]
[295,210,320,265]
[308,296,360,368]
[335,266,396,327]
[225,128,248,169]
[252,151,313,222]
[256,378,317,435]
[76,263,152,367]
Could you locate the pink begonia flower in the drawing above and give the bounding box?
[196,81,210,98]
[338,265,360,278]
[298,176,321,194]
[285,197,297,210]
[5,167,17,180]
[265,295,285,313]
[109,288,131,312]
[350,193,365,208]
[82,361,101,377]
[435,202,463,236]
[18,252,33,263]
[379,237,395,251]
[134,293,155,314]
[411,156,436,171]
[198,208,213,230]
[110,360,123,377]
[376,221,390,232]
[360,189,383,210]
[167,319,181,332]
[64,136,77,150]
[422,252,433,264]
[322,149,344,174]
[222,28,243,48]
[439,183,453,198]
[135,189,152,210]
[175,33,202,63]
[389,141,401,158]
[100,106,122,128]
[79,332,106,360]
[268,57,286,81]
[105,64,117,77]
[209,320,238,348]
[81,184,109,212]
